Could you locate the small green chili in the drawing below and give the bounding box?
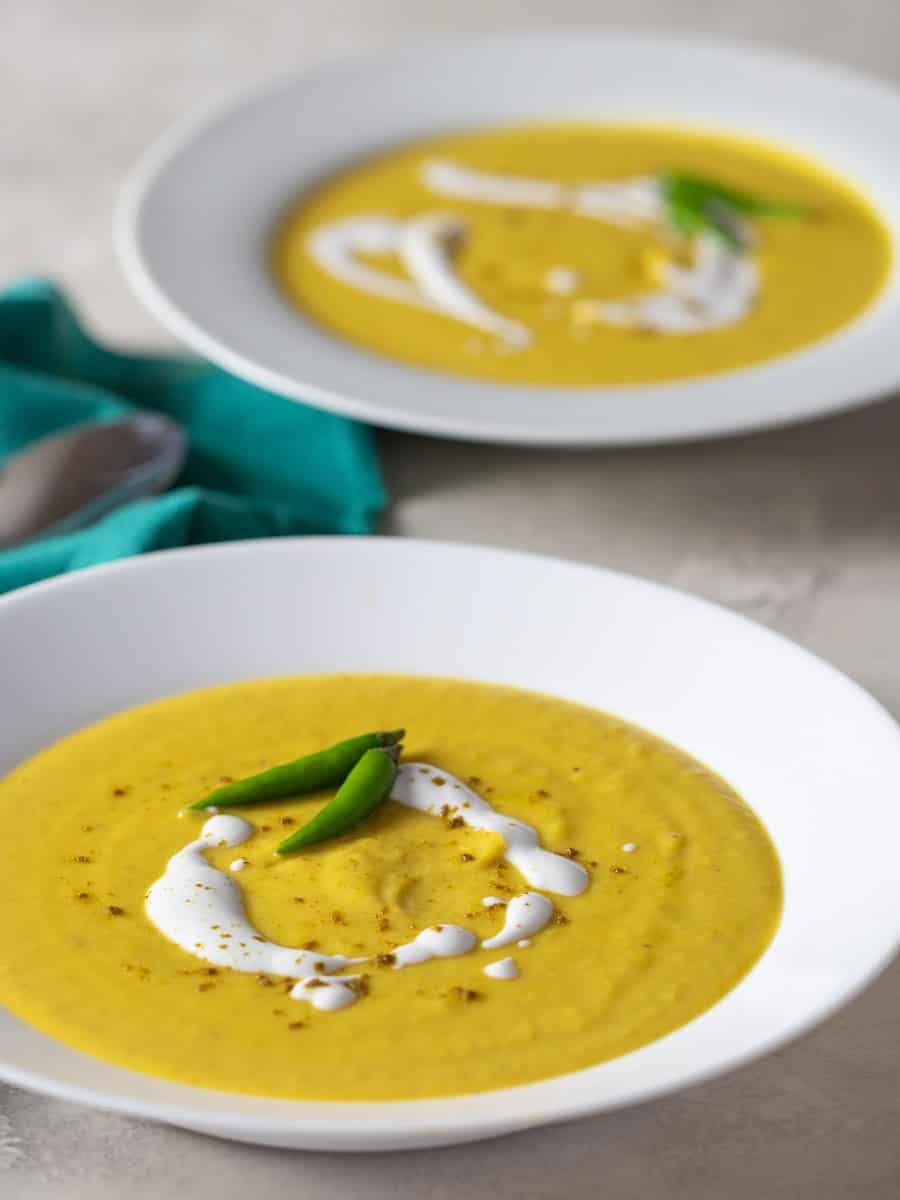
[275,745,400,854]
[188,730,404,811]
[662,172,811,250]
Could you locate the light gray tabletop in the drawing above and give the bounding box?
[3,2,900,1196]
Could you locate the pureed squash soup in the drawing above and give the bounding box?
[274,123,891,386]
[0,675,781,1101]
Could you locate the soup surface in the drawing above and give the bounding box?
[0,675,781,1100]
[274,123,890,385]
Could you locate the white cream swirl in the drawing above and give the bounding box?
[145,815,365,1011]
[306,212,529,346]
[481,892,555,950]
[146,764,588,1012]
[390,763,589,896]
[421,158,758,334]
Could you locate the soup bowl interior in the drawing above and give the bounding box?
[2,537,900,1150]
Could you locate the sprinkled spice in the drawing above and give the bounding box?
[303,940,319,950]
[107,905,124,916]
[459,853,475,863]
[260,825,271,832]
[80,824,94,833]
[280,816,294,826]
[562,847,580,859]
[112,787,128,796]
[71,855,91,864]
[431,777,446,787]
[552,911,570,926]
[75,891,90,901]
[331,911,346,925]
[256,974,274,987]
[303,978,326,989]
[537,788,550,798]
[219,775,234,784]
[466,776,482,786]
[450,987,482,1002]
[122,963,151,978]
[448,816,464,829]
[610,865,627,875]
[291,897,305,903]
[196,982,214,992]
[288,1021,305,1030]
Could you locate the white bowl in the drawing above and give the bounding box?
[117,32,900,447]
[2,537,900,1150]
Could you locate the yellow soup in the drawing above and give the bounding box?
[0,675,781,1101]
[275,123,891,385]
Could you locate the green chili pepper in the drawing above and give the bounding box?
[662,172,811,251]
[275,745,400,854]
[188,730,404,811]
[665,172,811,219]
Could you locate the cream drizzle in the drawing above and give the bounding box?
[391,925,477,968]
[484,957,519,980]
[306,213,530,347]
[145,816,364,1011]
[147,765,589,1012]
[421,158,757,334]
[308,155,758,339]
[580,233,758,334]
[481,892,554,950]
[390,763,589,896]
[423,157,564,210]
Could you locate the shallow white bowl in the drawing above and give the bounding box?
[117,32,900,447]
[2,537,900,1150]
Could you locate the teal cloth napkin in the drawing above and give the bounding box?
[0,279,386,593]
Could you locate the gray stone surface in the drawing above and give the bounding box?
[2,1,899,1195]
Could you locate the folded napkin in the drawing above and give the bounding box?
[0,279,386,593]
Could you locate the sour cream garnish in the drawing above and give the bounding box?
[391,764,589,896]
[391,925,477,968]
[307,213,530,347]
[481,893,554,950]
[147,766,589,1012]
[545,266,580,295]
[422,158,757,334]
[581,233,758,334]
[484,957,519,980]
[145,816,362,1009]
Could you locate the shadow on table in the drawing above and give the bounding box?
[379,389,900,553]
